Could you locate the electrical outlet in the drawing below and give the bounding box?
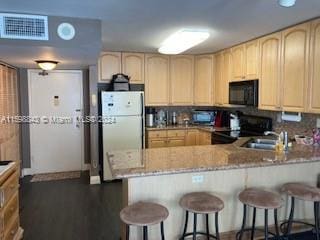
[192,175,204,183]
[317,118,320,128]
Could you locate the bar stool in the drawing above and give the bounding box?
[120,201,169,240]
[179,192,224,240]
[280,182,320,240]
[236,188,284,240]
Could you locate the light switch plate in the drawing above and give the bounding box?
[317,118,320,128]
[192,175,204,183]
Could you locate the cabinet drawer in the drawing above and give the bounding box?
[167,130,185,138]
[148,139,167,148]
[0,172,19,208]
[4,214,18,240]
[3,192,18,232]
[148,131,167,139]
[167,138,185,147]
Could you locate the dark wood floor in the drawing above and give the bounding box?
[20,172,122,240]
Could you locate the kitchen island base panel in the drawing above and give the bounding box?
[122,162,320,240]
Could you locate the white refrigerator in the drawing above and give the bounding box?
[101,91,145,181]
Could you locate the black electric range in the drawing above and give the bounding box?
[212,115,273,144]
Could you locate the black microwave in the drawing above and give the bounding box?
[229,80,258,106]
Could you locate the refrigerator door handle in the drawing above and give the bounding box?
[140,92,145,149]
[140,93,144,116]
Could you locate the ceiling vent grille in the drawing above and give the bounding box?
[0,13,48,40]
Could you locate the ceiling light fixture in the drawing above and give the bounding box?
[278,0,296,7]
[158,29,210,55]
[35,60,59,76]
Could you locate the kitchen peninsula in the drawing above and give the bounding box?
[107,139,320,239]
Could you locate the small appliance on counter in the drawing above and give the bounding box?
[172,112,177,125]
[215,110,230,128]
[191,110,216,125]
[111,73,130,91]
[146,108,156,127]
[230,113,240,130]
[212,114,272,144]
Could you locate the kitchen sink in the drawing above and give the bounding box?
[241,138,277,150]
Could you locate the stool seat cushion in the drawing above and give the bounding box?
[179,192,224,214]
[120,202,169,226]
[239,188,283,209]
[281,183,320,202]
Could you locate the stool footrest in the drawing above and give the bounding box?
[236,227,277,239]
[280,220,316,233]
[180,231,217,239]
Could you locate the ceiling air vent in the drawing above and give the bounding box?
[0,13,48,40]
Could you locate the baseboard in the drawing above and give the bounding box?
[82,163,91,171]
[21,168,33,177]
[90,175,101,185]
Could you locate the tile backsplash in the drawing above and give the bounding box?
[146,106,320,138]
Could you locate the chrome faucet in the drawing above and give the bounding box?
[264,131,289,151]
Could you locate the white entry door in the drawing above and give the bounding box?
[28,70,83,174]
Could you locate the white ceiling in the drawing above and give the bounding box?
[1,0,320,55]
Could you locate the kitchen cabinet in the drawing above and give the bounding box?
[145,54,170,106]
[194,54,214,106]
[214,52,223,106]
[245,40,260,80]
[170,55,194,105]
[198,130,211,145]
[308,19,320,113]
[281,22,310,112]
[231,40,259,81]
[98,52,122,82]
[147,130,185,148]
[214,50,231,106]
[231,45,245,81]
[121,52,145,84]
[185,130,199,146]
[259,32,282,111]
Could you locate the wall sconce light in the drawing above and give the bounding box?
[35,60,59,76]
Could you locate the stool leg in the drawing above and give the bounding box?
[251,207,256,240]
[215,212,220,240]
[206,214,210,240]
[126,225,130,240]
[193,213,197,240]
[160,221,165,240]
[143,226,148,240]
[182,211,189,238]
[286,197,295,235]
[264,209,269,240]
[238,204,247,240]
[315,202,319,240]
[274,209,280,240]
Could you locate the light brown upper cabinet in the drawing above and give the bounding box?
[231,45,245,81]
[259,32,282,111]
[214,50,231,106]
[281,22,310,112]
[170,55,194,105]
[194,54,214,106]
[214,52,223,105]
[245,40,260,80]
[222,50,232,105]
[98,52,122,82]
[308,19,320,113]
[231,40,259,81]
[145,54,170,106]
[121,52,145,84]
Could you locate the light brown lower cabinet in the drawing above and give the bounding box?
[147,129,211,148]
[185,130,199,146]
[198,131,212,145]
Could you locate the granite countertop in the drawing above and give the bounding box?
[146,125,229,132]
[107,138,320,179]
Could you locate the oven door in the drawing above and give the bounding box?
[211,132,237,144]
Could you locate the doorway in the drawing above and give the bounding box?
[28,70,83,174]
